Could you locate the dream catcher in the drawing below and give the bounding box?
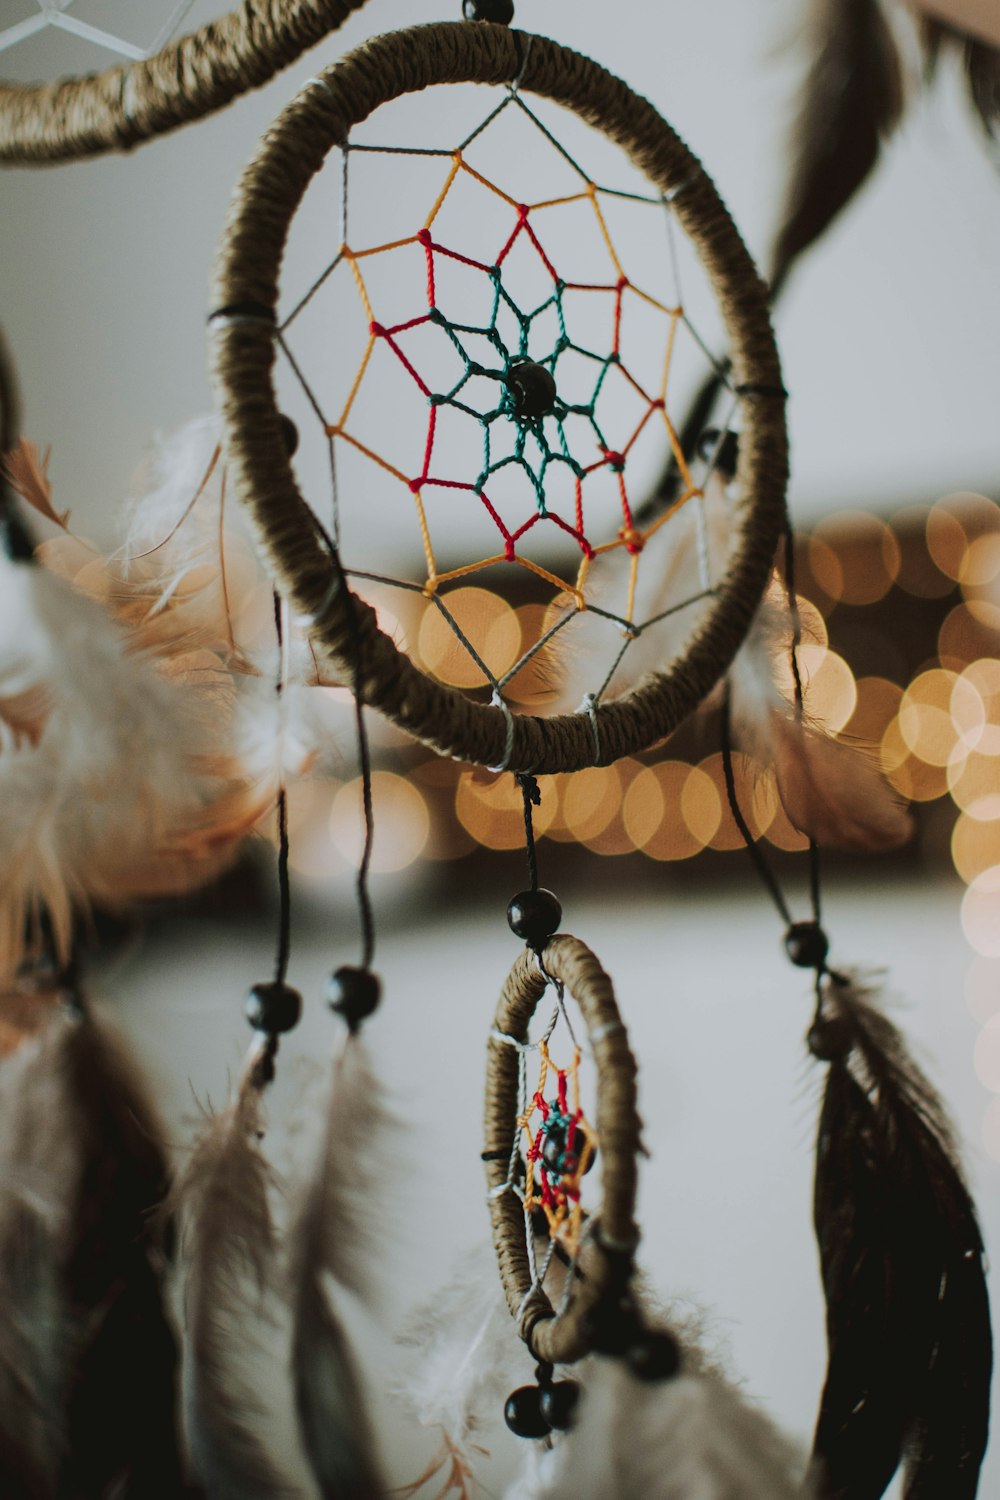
[0,2,993,1499]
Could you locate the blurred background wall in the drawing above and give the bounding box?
[2,1,999,1493]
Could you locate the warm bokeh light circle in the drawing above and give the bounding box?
[417,586,521,688]
[331,770,430,871]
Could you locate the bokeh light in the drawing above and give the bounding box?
[898,668,965,767]
[331,770,429,872]
[560,765,622,843]
[285,780,341,878]
[624,762,710,860]
[892,505,955,598]
[844,676,903,746]
[973,1013,1000,1092]
[455,768,557,851]
[927,492,1000,586]
[938,600,1000,669]
[579,761,643,855]
[812,511,900,606]
[798,644,857,732]
[417,586,521,688]
[952,815,1000,885]
[961,867,1000,957]
[967,956,1000,1023]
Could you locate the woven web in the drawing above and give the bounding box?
[0,1,195,61]
[274,76,739,731]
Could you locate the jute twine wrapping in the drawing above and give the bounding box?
[484,935,640,1364]
[0,0,369,164]
[210,21,789,774]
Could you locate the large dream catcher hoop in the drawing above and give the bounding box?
[209,18,789,774]
[0,0,370,162]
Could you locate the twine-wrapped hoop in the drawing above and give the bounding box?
[210,20,789,775]
[0,0,369,164]
[484,935,640,1363]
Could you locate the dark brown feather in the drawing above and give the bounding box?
[770,0,906,294]
[966,38,1000,140]
[809,975,992,1499]
[0,999,187,1499]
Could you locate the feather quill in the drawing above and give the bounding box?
[176,1036,301,1500]
[287,1034,387,1499]
[809,973,992,1499]
[728,592,912,851]
[2,439,69,531]
[0,997,185,1498]
[508,1357,808,1500]
[770,0,906,294]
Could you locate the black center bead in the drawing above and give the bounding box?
[539,1379,580,1431]
[542,1124,568,1175]
[463,0,515,22]
[245,980,302,1036]
[507,888,562,950]
[505,360,557,421]
[625,1329,681,1384]
[503,1384,550,1439]
[328,966,382,1032]
[783,921,829,971]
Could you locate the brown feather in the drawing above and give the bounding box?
[0,1001,186,1499]
[288,1039,387,1499]
[768,709,913,852]
[771,0,906,292]
[1,441,68,531]
[176,1039,301,1500]
[966,36,1000,138]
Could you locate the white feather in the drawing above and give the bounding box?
[508,1359,811,1500]
[0,555,240,977]
[396,1238,537,1473]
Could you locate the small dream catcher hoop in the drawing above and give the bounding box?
[209,18,789,775]
[484,934,640,1365]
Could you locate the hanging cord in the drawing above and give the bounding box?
[781,523,823,924]
[517,772,541,892]
[720,686,793,928]
[506,773,562,952]
[311,520,376,969]
[273,591,292,985]
[718,520,837,986]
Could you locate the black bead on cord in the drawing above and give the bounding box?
[463,0,515,22]
[504,1362,581,1440]
[507,773,562,949]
